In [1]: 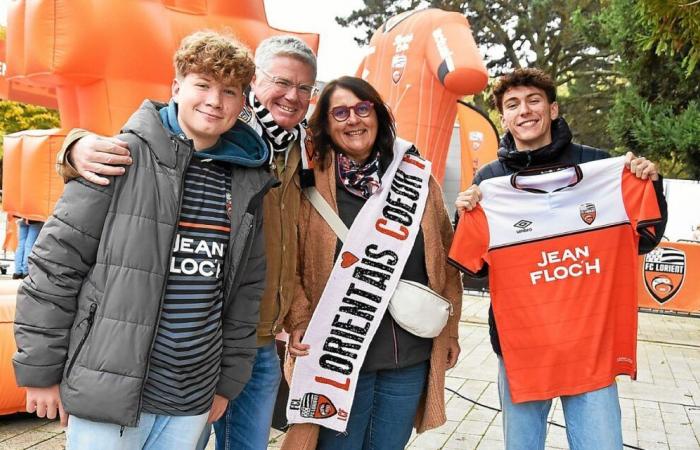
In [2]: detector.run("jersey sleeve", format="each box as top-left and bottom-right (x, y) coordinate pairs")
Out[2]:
(621, 169), (664, 237)
(448, 205), (490, 276)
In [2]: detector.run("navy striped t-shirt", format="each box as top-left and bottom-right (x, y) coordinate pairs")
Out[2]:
(142, 157), (232, 416)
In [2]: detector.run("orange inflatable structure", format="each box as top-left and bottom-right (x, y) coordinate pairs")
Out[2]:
(1, 1), (319, 416)
(2, 0), (319, 222)
(3, 129), (67, 221)
(0, 280), (25, 415)
(456, 100), (499, 190)
(5, 0), (319, 135)
(357, 8), (488, 182)
(0, 38), (59, 110)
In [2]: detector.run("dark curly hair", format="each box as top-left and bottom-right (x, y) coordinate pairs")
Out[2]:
(309, 76), (396, 169)
(491, 68), (557, 113)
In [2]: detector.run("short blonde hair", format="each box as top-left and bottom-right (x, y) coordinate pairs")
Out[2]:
(174, 30), (255, 88)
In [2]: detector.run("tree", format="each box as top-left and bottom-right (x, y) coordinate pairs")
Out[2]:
(337, 0), (619, 149)
(637, 0), (700, 75)
(597, 0), (700, 179)
(0, 100), (60, 159)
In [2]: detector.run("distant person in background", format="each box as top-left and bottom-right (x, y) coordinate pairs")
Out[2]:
(13, 217), (43, 280)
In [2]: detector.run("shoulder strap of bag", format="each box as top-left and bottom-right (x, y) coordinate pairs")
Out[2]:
(303, 187), (348, 242)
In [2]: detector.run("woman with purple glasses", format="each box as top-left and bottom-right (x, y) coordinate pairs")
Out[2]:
(282, 76), (462, 450)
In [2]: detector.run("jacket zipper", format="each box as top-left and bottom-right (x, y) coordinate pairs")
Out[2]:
(224, 177), (278, 313)
(271, 146), (299, 334)
(271, 177), (287, 334)
(134, 136), (192, 426)
(65, 303), (97, 378)
(391, 319), (399, 368)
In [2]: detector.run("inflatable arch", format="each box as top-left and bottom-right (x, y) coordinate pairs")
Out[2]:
(357, 8), (489, 182)
(2, 0), (319, 221)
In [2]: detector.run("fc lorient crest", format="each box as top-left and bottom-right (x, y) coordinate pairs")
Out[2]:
(289, 393), (338, 419)
(643, 246), (686, 304)
(579, 203), (596, 225)
(391, 54), (407, 84)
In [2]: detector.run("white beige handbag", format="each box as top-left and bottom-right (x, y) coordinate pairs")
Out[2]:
(304, 187), (453, 338)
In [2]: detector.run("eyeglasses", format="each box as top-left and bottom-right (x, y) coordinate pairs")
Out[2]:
(257, 66), (317, 99)
(330, 101), (374, 122)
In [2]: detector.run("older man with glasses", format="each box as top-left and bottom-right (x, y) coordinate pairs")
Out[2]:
(56, 35), (318, 450)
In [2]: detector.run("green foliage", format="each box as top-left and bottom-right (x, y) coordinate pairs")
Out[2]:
(598, 0), (700, 179)
(637, 0), (700, 76)
(0, 100), (60, 159)
(608, 91), (700, 178)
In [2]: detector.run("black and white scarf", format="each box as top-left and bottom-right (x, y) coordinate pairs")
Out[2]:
(336, 150), (382, 199)
(248, 91), (299, 154)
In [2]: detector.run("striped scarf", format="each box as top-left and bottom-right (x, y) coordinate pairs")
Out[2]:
(248, 90), (299, 153)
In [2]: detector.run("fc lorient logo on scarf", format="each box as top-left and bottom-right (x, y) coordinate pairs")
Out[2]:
(287, 142), (431, 432)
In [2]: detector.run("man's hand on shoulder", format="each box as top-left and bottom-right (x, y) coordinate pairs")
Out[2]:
(70, 134), (132, 186)
(26, 385), (68, 427)
(624, 151), (659, 181)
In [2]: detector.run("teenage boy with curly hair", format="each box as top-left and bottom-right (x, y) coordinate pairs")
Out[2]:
(13, 30), (275, 449)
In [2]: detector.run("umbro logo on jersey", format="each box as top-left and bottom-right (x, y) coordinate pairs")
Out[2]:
(643, 246), (686, 304)
(513, 220), (533, 233)
(579, 203), (597, 225)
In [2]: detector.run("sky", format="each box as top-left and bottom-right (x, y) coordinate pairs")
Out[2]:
(0, 0), (368, 82)
(264, 0), (367, 81)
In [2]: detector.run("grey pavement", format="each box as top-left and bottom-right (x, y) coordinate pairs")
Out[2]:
(1, 294), (699, 449)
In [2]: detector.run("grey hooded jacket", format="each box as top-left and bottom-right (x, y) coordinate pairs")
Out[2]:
(13, 100), (277, 426)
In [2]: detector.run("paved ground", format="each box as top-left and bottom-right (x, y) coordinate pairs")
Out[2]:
(2, 294), (699, 450)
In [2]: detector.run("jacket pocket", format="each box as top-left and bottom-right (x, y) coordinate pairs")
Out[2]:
(65, 302), (97, 378)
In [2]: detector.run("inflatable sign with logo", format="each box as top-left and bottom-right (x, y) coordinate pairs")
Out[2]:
(357, 8), (488, 182)
(638, 242), (700, 314)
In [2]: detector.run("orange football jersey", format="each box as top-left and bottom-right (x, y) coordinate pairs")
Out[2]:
(356, 8), (487, 181)
(449, 157), (663, 402)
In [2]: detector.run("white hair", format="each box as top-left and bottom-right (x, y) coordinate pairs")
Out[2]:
(255, 35), (317, 80)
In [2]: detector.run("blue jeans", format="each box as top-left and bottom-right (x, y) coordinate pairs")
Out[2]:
(198, 342), (282, 450)
(66, 411), (208, 450)
(15, 220), (42, 275)
(498, 358), (623, 450)
(317, 361), (429, 450)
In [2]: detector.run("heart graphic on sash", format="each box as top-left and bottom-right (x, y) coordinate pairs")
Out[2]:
(340, 252), (359, 268)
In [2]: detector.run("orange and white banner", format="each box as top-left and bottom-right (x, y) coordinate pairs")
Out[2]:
(456, 101), (499, 190)
(638, 241), (700, 314)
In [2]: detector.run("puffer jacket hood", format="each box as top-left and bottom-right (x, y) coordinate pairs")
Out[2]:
(156, 99), (270, 167)
(496, 117), (573, 171)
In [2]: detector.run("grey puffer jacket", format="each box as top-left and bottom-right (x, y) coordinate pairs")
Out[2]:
(13, 100), (277, 427)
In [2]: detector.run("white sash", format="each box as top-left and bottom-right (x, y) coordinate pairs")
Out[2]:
(286, 139), (432, 432)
